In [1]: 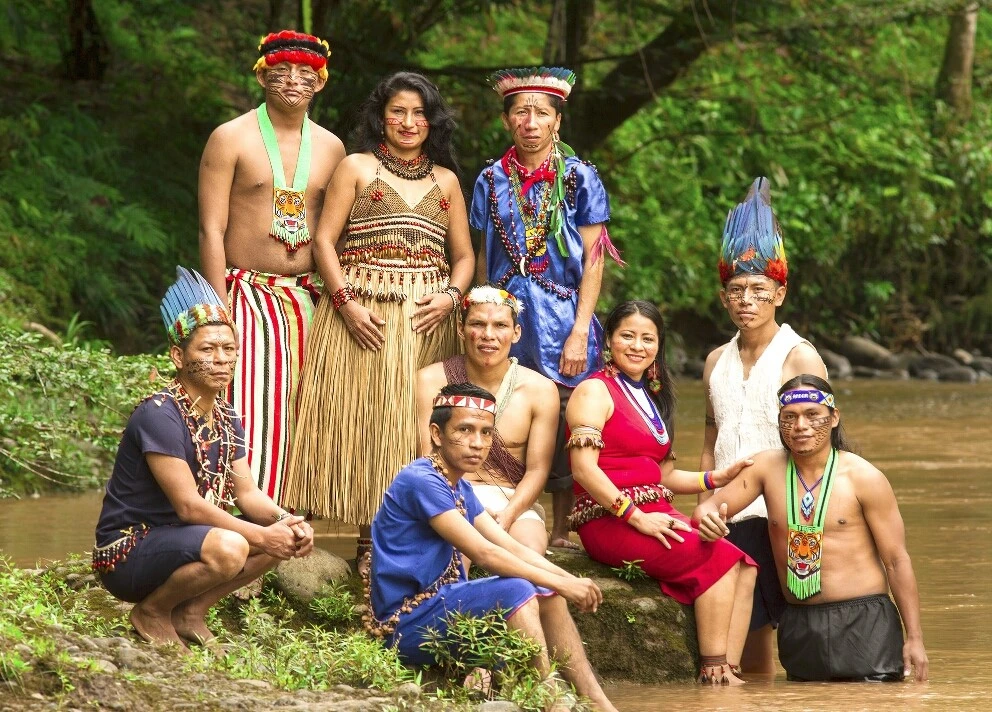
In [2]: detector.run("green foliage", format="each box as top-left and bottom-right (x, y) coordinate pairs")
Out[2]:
(0, 327), (170, 495)
(309, 582), (358, 626)
(610, 559), (648, 582)
(184, 595), (416, 692)
(421, 609), (568, 711)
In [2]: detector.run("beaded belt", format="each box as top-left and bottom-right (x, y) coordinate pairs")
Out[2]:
(568, 484), (675, 530)
(91, 524), (150, 574)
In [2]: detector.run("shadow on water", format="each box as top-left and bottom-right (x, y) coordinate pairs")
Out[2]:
(2, 380), (990, 710)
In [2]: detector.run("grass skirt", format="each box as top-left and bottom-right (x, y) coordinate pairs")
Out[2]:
(283, 263), (458, 523)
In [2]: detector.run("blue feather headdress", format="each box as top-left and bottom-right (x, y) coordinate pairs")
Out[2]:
(488, 66), (576, 100)
(160, 267), (234, 345)
(718, 177), (788, 285)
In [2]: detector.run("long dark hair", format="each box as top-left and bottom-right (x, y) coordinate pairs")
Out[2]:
(777, 374), (856, 453)
(604, 300), (677, 439)
(350, 72), (459, 175)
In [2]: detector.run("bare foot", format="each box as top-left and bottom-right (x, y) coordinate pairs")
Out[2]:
(698, 663), (746, 686)
(549, 537), (581, 551)
(172, 605), (215, 646)
(130, 604), (189, 652)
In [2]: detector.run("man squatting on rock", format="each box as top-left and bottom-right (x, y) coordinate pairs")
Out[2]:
(417, 285), (560, 555)
(93, 267), (314, 650)
(693, 375), (929, 682)
(366, 382), (619, 712)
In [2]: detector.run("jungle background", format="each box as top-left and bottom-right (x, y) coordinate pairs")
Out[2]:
(0, 0), (989, 493)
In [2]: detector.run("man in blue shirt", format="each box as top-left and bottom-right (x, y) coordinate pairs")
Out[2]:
(366, 382), (618, 711)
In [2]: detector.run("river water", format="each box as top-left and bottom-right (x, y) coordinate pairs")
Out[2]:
(1, 380), (989, 711)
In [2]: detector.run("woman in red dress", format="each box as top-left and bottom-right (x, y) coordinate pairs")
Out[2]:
(567, 300), (757, 685)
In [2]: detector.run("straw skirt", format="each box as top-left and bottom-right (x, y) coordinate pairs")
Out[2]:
(283, 263), (458, 524)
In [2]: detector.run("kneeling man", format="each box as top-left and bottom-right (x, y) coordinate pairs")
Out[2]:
(693, 374), (928, 682)
(366, 382), (617, 712)
(416, 285), (559, 553)
(93, 267), (314, 649)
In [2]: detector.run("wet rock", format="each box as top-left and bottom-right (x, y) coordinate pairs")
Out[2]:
(917, 369), (940, 381)
(113, 647), (156, 670)
(873, 368), (910, 380)
(978, 370), (992, 382)
(852, 366), (881, 378)
(971, 356), (992, 375)
(274, 549), (351, 603)
(394, 681), (421, 699)
(938, 366), (977, 383)
(819, 348), (852, 379)
(682, 358), (705, 380)
(632, 597), (659, 613)
(906, 353), (958, 377)
(953, 348), (974, 365)
(479, 703), (523, 712)
(837, 336), (897, 370)
(237, 679), (272, 690)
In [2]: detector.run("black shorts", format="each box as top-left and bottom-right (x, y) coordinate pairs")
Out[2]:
(726, 517), (786, 630)
(547, 384), (574, 493)
(99, 524), (212, 603)
(778, 593), (905, 682)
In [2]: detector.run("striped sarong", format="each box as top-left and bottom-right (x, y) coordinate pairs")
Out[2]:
(226, 268), (321, 502)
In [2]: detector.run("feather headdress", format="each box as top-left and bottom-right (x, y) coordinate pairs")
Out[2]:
(253, 30), (331, 81)
(718, 177), (788, 285)
(160, 267), (234, 346)
(488, 66), (576, 100)
(461, 285), (524, 316)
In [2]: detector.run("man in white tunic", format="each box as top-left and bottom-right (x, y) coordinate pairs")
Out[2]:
(699, 177), (827, 675)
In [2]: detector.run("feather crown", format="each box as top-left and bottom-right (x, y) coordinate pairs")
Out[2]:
(718, 177), (788, 285)
(488, 66), (576, 100)
(160, 267), (234, 346)
(253, 30), (331, 81)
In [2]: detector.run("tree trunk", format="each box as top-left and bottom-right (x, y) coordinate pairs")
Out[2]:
(64, 0), (109, 81)
(543, 0), (596, 151)
(935, 2), (979, 121)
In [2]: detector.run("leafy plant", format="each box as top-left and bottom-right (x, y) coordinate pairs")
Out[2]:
(611, 559), (648, 582)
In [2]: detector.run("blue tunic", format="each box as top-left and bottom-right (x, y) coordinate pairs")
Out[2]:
(371, 457), (552, 664)
(470, 154), (610, 388)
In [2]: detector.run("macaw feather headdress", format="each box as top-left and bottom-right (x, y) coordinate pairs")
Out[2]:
(718, 177), (788, 285)
(488, 66), (576, 100)
(253, 30), (331, 81)
(461, 285), (524, 316)
(160, 267), (234, 346)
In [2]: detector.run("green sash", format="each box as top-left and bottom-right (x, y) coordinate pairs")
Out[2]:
(256, 104), (313, 251)
(785, 448), (838, 600)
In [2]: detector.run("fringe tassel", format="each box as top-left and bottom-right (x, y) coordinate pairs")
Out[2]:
(269, 219), (312, 252)
(589, 225), (625, 266)
(787, 569), (821, 600)
(282, 266), (459, 524)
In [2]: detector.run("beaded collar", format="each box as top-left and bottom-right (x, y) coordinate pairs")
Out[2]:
(373, 142), (433, 181)
(614, 372), (669, 446)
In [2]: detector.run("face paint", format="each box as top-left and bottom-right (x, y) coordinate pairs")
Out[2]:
(779, 407), (834, 455)
(264, 64), (319, 108)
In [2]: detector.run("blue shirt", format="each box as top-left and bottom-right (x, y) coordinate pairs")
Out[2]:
(370, 458), (485, 619)
(470, 154), (610, 387)
(95, 392), (247, 547)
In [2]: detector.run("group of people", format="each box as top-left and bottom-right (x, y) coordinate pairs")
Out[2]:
(91, 28), (928, 710)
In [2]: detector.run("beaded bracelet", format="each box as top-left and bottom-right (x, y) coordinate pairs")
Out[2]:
(331, 285), (355, 310)
(610, 494), (634, 518)
(444, 288), (459, 313)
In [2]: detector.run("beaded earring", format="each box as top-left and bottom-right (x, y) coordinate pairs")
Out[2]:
(603, 347), (618, 378)
(647, 361), (662, 394)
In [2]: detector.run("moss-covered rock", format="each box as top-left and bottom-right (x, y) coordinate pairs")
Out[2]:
(544, 549), (698, 683)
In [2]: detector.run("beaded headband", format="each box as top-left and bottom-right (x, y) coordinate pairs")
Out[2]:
(718, 177), (788, 286)
(488, 66), (576, 100)
(253, 30), (331, 81)
(461, 285), (523, 316)
(160, 267), (234, 346)
(779, 389), (836, 409)
(432, 394), (498, 415)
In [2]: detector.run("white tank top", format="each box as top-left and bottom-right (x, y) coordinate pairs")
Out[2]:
(709, 324), (812, 522)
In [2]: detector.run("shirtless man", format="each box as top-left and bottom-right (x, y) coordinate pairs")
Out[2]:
(699, 177), (826, 674)
(693, 375), (928, 683)
(198, 30), (345, 501)
(416, 286), (559, 554)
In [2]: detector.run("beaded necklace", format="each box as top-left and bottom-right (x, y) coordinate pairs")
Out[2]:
(614, 372), (669, 446)
(360, 455), (467, 639)
(373, 142), (433, 181)
(166, 378), (240, 508)
(505, 149), (554, 275)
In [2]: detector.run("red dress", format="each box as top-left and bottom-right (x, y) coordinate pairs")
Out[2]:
(573, 371), (756, 605)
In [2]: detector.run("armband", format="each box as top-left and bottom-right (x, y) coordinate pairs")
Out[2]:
(566, 425), (604, 450)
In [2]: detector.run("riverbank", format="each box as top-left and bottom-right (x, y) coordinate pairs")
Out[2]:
(0, 549), (696, 711)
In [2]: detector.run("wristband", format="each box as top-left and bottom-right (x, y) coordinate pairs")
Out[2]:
(610, 494), (633, 518)
(274, 511), (292, 522)
(621, 504), (639, 522)
(704, 470), (715, 490)
(331, 285), (355, 310)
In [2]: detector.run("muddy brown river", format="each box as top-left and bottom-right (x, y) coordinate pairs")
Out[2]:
(2, 380), (989, 711)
